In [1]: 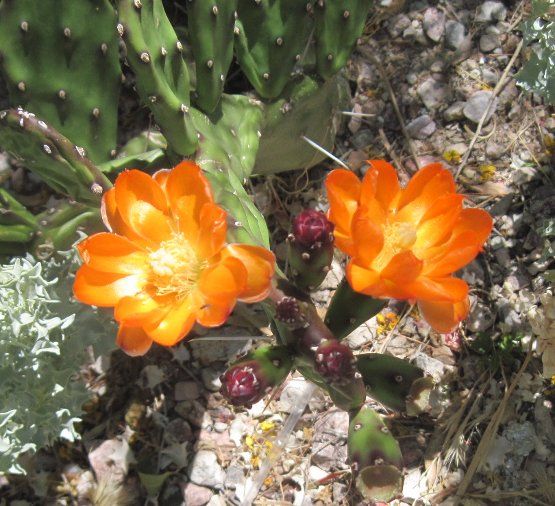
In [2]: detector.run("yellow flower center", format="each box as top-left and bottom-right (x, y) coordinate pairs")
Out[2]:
(373, 220), (417, 271)
(148, 233), (206, 299)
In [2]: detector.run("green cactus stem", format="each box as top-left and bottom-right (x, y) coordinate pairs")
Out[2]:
(234, 0), (316, 99)
(325, 278), (387, 339)
(0, 0), (121, 163)
(348, 407), (403, 502)
(356, 353), (434, 414)
(117, 0), (198, 157)
(0, 109), (112, 206)
(0, 188), (38, 230)
(220, 345), (293, 407)
(187, 0), (237, 113)
(314, 0), (372, 79)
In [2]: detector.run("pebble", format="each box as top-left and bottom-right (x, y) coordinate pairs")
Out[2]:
(388, 13), (411, 38)
(308, 465), (328, 482)
(88, 438), (133, 485)
(480, 33), (500, 52)
(417, 77), (447, 110)
(201, 367), (223, 392)
(475, 1), (507, 23)
(175, 381), (200, 401)
(423, 8), (445, 42)
(311, 411), (349, 471)
(188, 450), (225, 489)
(224, 465), (245, 490)
(467, 301), (495, 332)
(183, 483), (213, 506)
(278, 377), (311, 413)
(463, 90), (498, 124)
(445, 21), (466, 50)
(486, 142), (504, 160)
(444, 101), (466, 122)
(406, 115), (436, 139)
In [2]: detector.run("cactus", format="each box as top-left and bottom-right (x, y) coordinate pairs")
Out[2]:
(287, 209), (334, 291)
(314, 0), (372, 79)
(0, 0), (121, 163)
(220, 345), (293, 407)
(187, 0), (238, 113)
(357, 353), (434, 414)
(325, 278), (387, 339)
(234, 0), (315, 99)
(348, 407), (403, 502)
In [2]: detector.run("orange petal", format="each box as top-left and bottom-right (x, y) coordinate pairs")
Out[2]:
(77, 233), (147, 274)
(221, 244), (275, 303)
(101, 188), (148, 245)
(351, 210), (384, 265)
(153, 168), (171, 190)
(116, 325), (153, 356)
(423, 231), (484, 277)
(346, 261), (383, 297)
(195, 202), (228, 259)
(114, 293), (163, 325)
(166, 161), (213, 234)
(405, 276), (468, 302)
(453, 208), (493, 244)
(73, 265), (144, 307)
(325, 169), (361, 253)
(114, 170), (172, 244)
(197, 301), (234, 328)
(381, 251), (423, 284)
(396, 164), (456, 224)
(414, 194), (464, 251)
(143, 295), (197, 346)
(198, 256), (247, 306)
(366, 160), (400, 211)
(418, 297), (470, 333)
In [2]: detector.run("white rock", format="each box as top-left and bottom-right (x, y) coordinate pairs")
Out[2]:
(476, 1), (507, 23)
(188, 450), (225, 489)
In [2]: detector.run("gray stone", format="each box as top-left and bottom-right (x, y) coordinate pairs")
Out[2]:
(443, 101), (466, 122)
(311, 411), (349, 471)
(224, 465), (245, 490)
(183, 483), (213, 506)
(417, 77), (447, 110)
(188, 450), (225, 489)
(476, 2), (507, 23)
(482, 68), (499, 85)
(423, 8), (446, 42)
(388, 14), (411, 38)
(201, 366), (223, 392)
(175, 381), (200, 401)
(463, 90), (498, 124)
(467, 301), (495, 332)
(480, 33), (500, 52)
(486, 142), (504, 160)
(406, 115), (436, 139)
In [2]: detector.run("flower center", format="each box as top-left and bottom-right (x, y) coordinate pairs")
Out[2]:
(148, 233), (206, 299)
(373, 221), (417, 271)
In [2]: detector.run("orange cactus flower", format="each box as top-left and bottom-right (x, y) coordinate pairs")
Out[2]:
(326, 160), (493, 333)
(74, 162), (275, 356)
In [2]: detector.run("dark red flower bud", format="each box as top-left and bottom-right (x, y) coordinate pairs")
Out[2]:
(292, 209), (334, 248)
(220, 361), (266, 407)
(315, 339), (356, 383)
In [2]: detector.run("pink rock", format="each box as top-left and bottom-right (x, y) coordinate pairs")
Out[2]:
(182, 482), (213, 506)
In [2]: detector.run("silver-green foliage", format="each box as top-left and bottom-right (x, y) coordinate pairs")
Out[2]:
(518, 0), (555, 103)
(0, 251), (115, 474)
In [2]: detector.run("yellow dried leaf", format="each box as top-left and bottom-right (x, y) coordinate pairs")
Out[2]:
(443, 150), (462, 164)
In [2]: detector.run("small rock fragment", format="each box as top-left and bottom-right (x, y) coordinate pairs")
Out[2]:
(444, 101), (466, 122)
(463, 90), (498, 124)
(183, 482), (213, 506)
(423, 8), (446, 42)
(480, 33), (500, 52)
(445, 21), (466, 50)
(406, 115), (436, 139)
(175, 381), (200, 401)
(188, 450), (225, 489)
(476, 1), (507, 23)
(417, 77), (447, 110)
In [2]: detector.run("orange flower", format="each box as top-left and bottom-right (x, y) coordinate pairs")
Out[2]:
(326, 161), (493, 333)
(74, 162), (275, 356)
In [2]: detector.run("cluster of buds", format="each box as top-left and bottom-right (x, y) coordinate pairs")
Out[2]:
(287, 209), (335, 292)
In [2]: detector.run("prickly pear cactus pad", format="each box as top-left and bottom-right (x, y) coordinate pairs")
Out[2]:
(0, 0), (121, 163)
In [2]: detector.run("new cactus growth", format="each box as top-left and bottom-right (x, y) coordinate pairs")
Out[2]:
(287, 209), (334, 291)
(0, 0), (121, 163)
(314, 339), (356, 384)
(357, 353), (434, 414)
(348, 407), (404, 502)
(220, 345), (293, 407)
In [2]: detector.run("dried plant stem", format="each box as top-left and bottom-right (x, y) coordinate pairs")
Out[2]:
(455, 39), (524, 180)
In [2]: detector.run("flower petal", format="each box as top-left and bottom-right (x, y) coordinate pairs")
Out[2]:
(325, 169), (361, 255)
(423, 231), (484, 276)
(346, 261), (382, 296)
(197, 301), (235, 328)
(406, 276), (468, 302)
(396, 164), (456, 224)
(453, 208), (493, 244)
(221, 244), (275, 303)
(195, 202), (227, 259)
(143, 295), (197, 346)
(114, 293), (164, 325)
(198, 256), (247, 306)
(73, 265), (144, 307)
(351, 210), (384, 265)
(77, 233), (147, 274)
(418, 298), (470, 333)
(381, 251), (423, 284)
(101, 188), (148, 245)
(366, 160), (400, 211)
(116, 325), (153, 356)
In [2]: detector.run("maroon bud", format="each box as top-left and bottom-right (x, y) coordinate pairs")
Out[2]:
(315, 339), (356, 383)
(220, 362), (266, 407)
(292, 209), (334, 248)
(275, 296), (305, 326)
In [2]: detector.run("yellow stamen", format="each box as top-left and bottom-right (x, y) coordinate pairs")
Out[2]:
(373, 221), (417, 271)
(148, 233), (206, 299)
